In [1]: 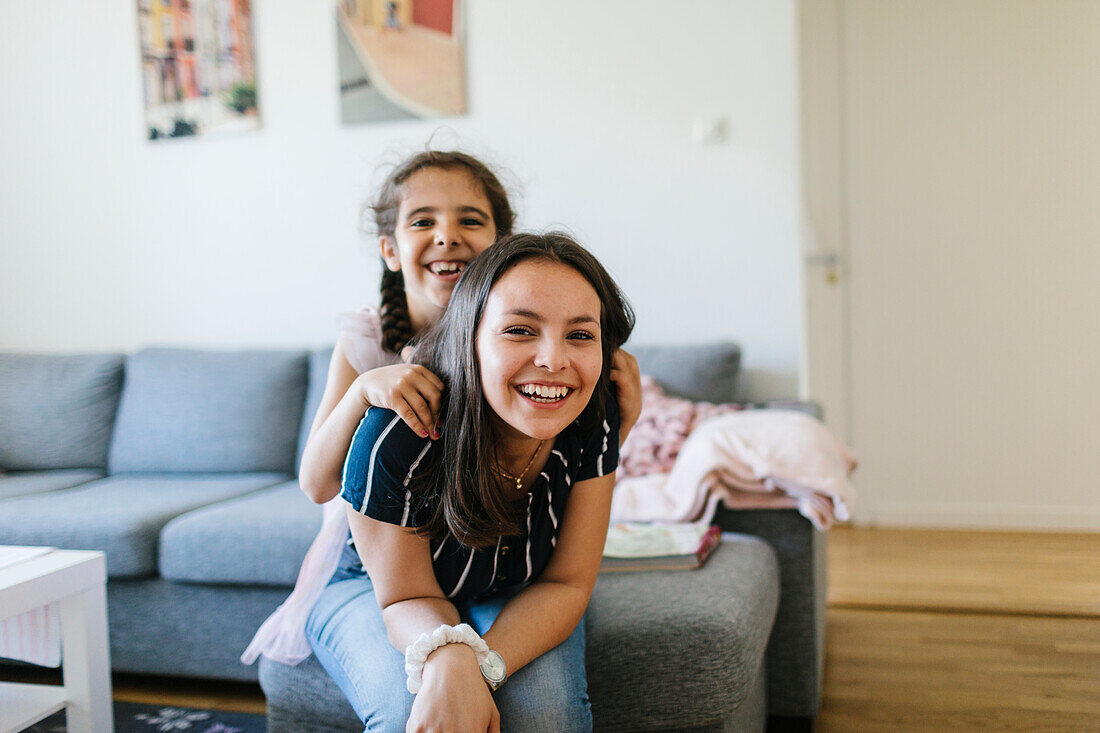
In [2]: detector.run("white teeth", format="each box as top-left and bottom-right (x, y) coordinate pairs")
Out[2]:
(429, 261), (464, 274)
(519, 384), (569, 401)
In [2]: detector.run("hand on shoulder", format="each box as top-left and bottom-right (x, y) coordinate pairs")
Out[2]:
(356, 364), (444, 439)
(610, 348), (641, 445)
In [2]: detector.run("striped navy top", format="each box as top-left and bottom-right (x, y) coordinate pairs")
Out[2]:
(340, 398), (620, 603)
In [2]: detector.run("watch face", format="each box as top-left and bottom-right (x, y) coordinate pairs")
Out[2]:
(480, 651), (506, 682)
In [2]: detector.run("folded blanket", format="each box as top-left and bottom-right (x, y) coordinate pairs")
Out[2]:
(612, 409), (856, 530)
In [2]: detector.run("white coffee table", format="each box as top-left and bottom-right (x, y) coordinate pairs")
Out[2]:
(0, 547), (113, 733)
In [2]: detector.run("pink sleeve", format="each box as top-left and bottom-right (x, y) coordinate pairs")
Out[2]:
(337, 306), (400, 374)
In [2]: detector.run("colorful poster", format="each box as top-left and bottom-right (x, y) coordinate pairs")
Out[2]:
(137, 0), (260, 140)
(337, 0), (467, 124)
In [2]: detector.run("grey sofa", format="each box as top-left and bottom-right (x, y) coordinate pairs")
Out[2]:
(0, 344), (825, 731)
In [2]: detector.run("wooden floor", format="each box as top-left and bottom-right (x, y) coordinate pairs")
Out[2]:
(817, 526), (1100, 732)
(10, 527), (1099, 729)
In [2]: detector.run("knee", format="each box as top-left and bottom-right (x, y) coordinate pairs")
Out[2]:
(496, 654), (591, 732)
(365, 696), (415, 733)
(498, 688), (591, 733)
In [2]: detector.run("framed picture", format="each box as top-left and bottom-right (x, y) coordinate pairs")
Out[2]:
(337, 0), (467, 124)
(137, 0), (260, 140)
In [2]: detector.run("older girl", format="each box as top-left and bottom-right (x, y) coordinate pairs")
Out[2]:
(310, 233), (634, 732)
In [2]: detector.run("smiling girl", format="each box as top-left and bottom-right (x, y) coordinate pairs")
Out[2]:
(310, 233), (635, 732)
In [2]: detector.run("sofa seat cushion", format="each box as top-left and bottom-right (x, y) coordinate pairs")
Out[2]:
(108, 348), (309, 474)
(586, 533), (779, 729)
(0, 473), (287, 578)
(260, 533), (779, 732)
(160, 481), (323, 586)
(0, 353), (124, 470)
(0, 469), (104, 500)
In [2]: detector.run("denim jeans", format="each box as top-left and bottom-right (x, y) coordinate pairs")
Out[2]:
(305, 543), (592, 733)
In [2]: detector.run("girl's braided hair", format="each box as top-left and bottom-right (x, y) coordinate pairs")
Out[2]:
(369, 151), (516, 353)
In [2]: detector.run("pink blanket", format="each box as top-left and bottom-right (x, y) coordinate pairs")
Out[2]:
(614, 381), (856, 530)
(618, 376), (743, 478)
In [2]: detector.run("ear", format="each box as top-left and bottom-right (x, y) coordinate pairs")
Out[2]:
(379, 235), (401, 272)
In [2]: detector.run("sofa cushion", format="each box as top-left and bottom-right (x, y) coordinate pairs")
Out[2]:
(295, 347), (335, 472)
(0, 473), (287, 578)
(260, 532), (779, 732)
(0, 469), (104, 500)
(586, 533), (779, 729)
(108, 348), (309, 474)
(0, 353), (124, 470)
(631, 342), (741, 403)
(160, 481), (323, 586)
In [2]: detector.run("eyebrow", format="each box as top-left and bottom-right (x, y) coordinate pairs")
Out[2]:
(404, 205), (491, 219)
(505, 309), (599, 326)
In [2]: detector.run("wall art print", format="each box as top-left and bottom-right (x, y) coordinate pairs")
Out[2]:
(337, 0), (466, 124)
(137, 0), (260, 141)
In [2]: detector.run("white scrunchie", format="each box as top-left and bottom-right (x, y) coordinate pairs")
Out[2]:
(404, 623), (490, 694)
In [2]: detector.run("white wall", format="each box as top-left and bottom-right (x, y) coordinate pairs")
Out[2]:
(0, 0), (801, 400)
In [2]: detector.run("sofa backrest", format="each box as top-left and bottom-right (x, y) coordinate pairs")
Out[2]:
(0, 353), (125, 470)
(290, 342), (742, 473)
(295, 347), (335, 472)
(631, 342), (741, 403)
(108, 348), (309, 474)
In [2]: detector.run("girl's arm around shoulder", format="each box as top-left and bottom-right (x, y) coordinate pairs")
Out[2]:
(611, 348), (642, 447)
(298, 338), (364, 503)
(298, 335), (443, 504)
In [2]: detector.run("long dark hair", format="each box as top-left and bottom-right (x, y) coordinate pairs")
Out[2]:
(368, 150), (516, 353)
(407, 232), (635, 549)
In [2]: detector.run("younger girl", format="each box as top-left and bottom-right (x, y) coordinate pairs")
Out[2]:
(242, 150), (515, 665)
(242, 150), (640, 667)
(312, 232), (634, 731)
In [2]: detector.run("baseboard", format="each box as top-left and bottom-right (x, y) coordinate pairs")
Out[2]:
(851, 502), (1100, 531)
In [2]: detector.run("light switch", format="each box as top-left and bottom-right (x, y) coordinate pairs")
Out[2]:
(691, 116), (729, 145)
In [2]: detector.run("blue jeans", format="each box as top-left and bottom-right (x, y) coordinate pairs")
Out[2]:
(306, 544), (592, 733)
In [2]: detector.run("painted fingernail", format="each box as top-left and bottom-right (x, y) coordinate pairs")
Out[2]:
(419, 429), (429, 438)
(432, 429), (440, 439)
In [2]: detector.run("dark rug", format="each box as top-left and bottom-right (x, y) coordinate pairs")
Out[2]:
(24, 700), (265, 733)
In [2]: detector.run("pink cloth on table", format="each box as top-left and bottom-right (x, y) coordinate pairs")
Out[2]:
(241, 306), (400, 666)
(612, 409), (856, 531)
(0, 602), (61, 667)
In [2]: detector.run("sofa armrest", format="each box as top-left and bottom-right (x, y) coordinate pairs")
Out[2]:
(740, 399), (823, 421)
(714, 507), (826, 720)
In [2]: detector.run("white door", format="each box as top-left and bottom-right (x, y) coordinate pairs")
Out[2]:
(801, 0), (1100, 529)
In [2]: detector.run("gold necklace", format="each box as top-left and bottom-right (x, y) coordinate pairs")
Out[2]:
(496, 440), (545, 492)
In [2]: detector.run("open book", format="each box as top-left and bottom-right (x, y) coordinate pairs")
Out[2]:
(600, 522), (721, 572)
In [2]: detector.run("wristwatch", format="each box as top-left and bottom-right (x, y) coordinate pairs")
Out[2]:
(479, 650), (508, 691)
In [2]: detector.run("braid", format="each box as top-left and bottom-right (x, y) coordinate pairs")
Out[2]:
(379, 264), (414, 353)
